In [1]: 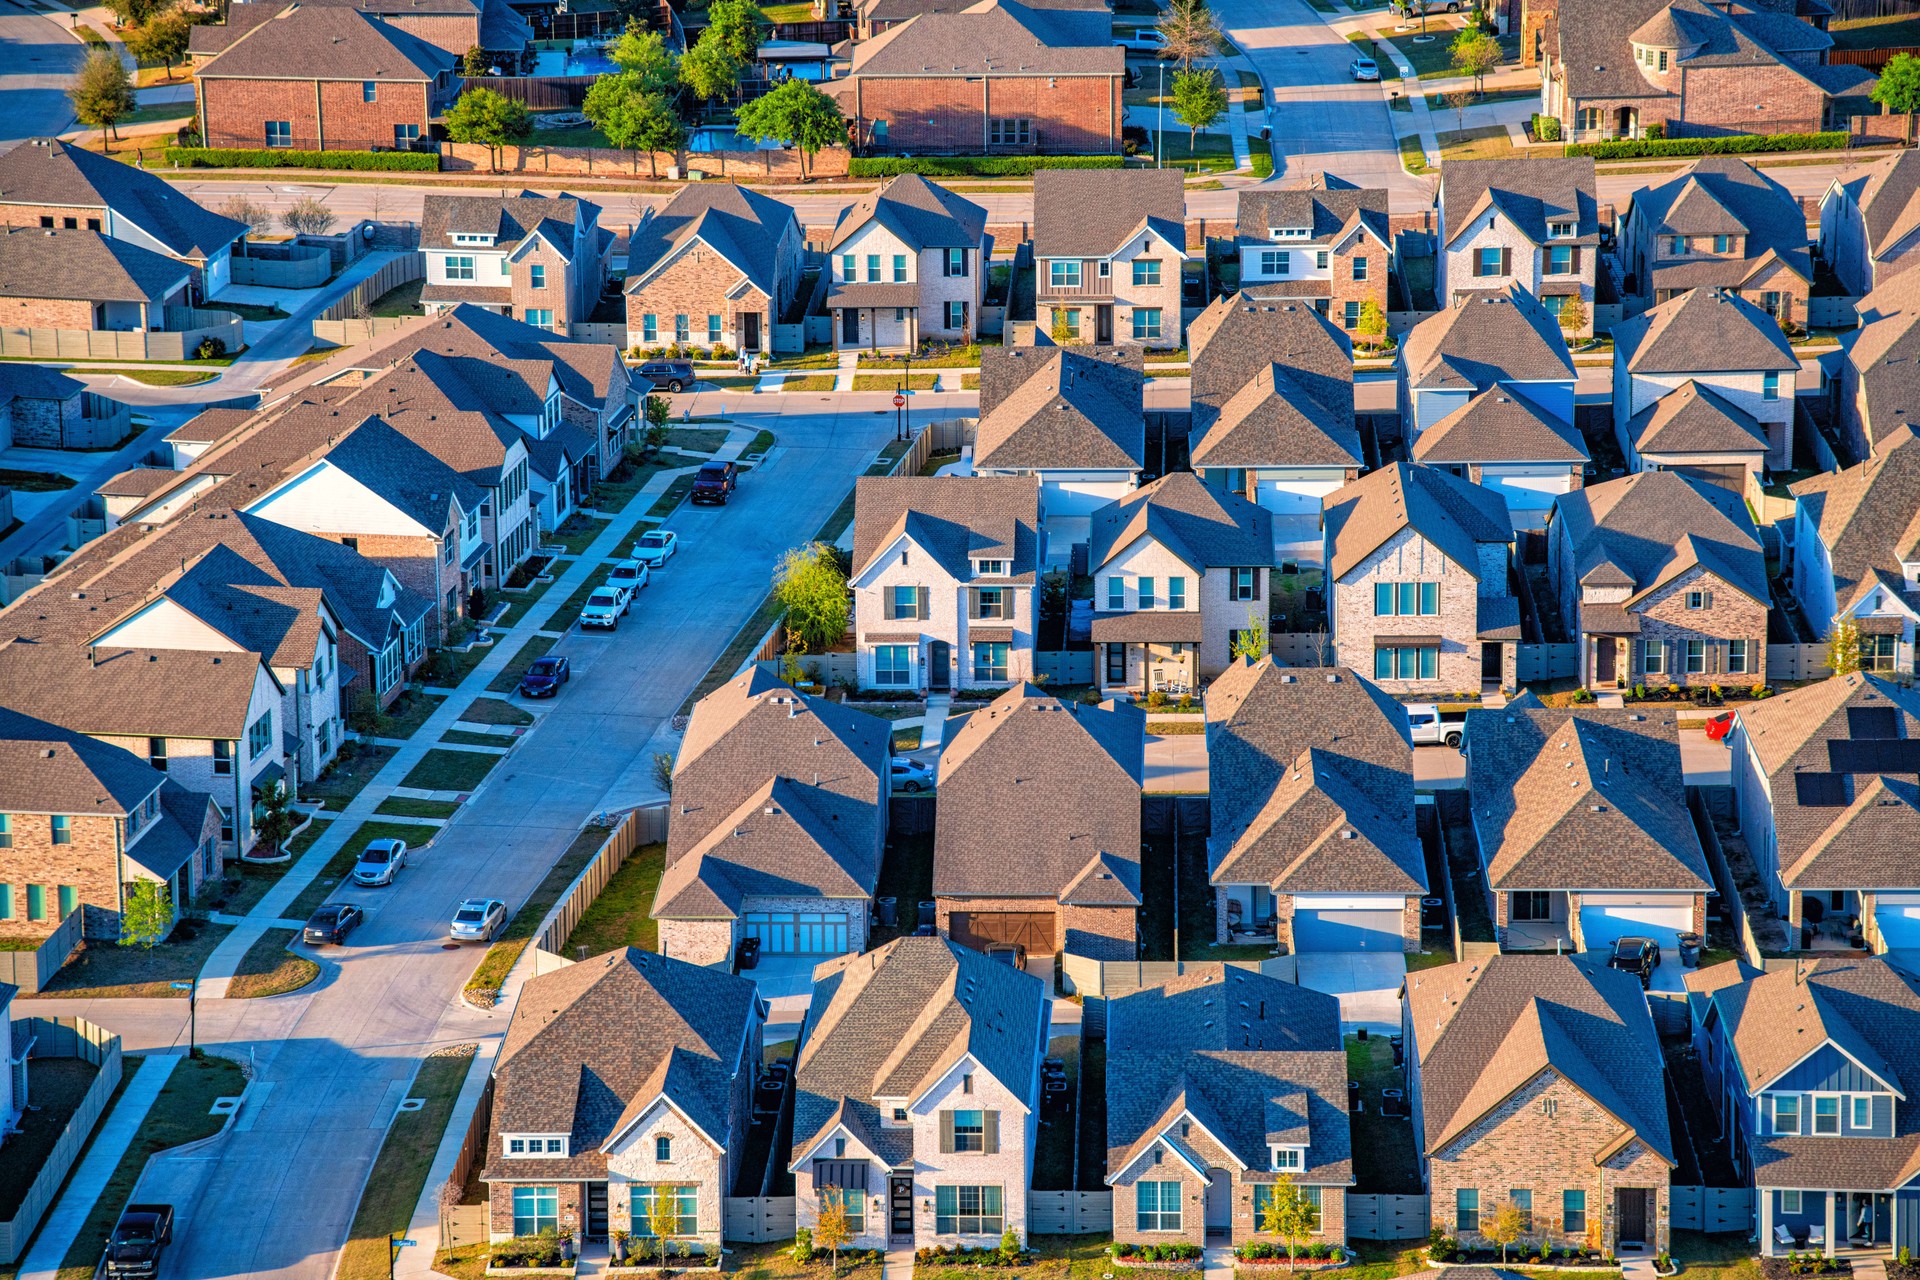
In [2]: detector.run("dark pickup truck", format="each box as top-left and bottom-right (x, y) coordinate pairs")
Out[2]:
(102, 1204), (172, 1278)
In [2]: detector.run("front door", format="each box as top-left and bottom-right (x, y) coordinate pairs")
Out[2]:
(1095, 304), (1113, 343)
(743, 311), (762, 352)
(929, 640), (951, 691)
(1616, 1188), (1648, 1249)
(891, 1177), (914, 1239)
(1205, 1171), (1232, 1235)
(586, 1182), (608, 1240)
(1595, 637), (1616, 685)
(842, 306), (860, 345)
(1482, 642), (1502, 679)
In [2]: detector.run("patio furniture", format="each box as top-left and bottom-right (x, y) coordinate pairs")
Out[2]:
(1773, 1226), (1796, 1248)
(1806, 1226), (1826, 1249)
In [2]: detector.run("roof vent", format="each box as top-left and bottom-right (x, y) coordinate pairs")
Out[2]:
(42, 748), (55, 759)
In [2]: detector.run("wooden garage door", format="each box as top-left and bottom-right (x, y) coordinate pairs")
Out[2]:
(1665, 463), (1745, 493)
(949, 911), (1057, 953)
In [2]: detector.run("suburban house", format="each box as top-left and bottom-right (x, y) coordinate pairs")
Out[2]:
(1087, 472), (1273, 693)
(480, 948), (765, 1250)
(849, 476), (1043, 693)
(1323, 462), (1520, 693)
(1187, 292), (1356, 565)
(0, 364), (127, 452)
(419, 193), (614, 331)
(1204, 658), (1425, 953)
(829, 0), (1125, 157)
(1434, 158), (1599, 333)
(1788, 424), (1920, 665)
(0, 707), (223, 943)
(788, 936), (1050, 1249)
(624, 185), (805, 357)
(1536, 0), (1867, 144)
(1726, 672), (1920, 949)
(826, 174), (991, 352)
(972, 345), (1144, 554)
(656, 668), (890, 967)
(1619, 158), (1814, 326)
(1397, 288), (1584, 527)
(190, 0), (529, 64)
(1549, 470), (1770, 689)
(1405, 954), (1675, 1255)
(933, 684), (1145, 963)
(0, 228), (194, 332)
(1610, 287), (1799, 476)
(1032, 169), (1188, 347)
(1686, 956), (1920, 1255)
(0, 138), (247, 300)
(1834, 269), (1920, 474)
(1106, 967), (1353, 1247)
(1820, 149), (1920, 298)
(1466, 700), (1711, 953)
(192, 2), (458, 152)
(1231, 176), (1391, 331)
(845, 0), (1112, 40)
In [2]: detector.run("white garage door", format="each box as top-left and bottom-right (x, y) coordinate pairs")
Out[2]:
(1293, 895), (1405, 952)
(1876, 895), (1920, 949)
(1579, 897), (1693, 956)
(1480, 466), (1571, 517)
(743, 911), (849, 953)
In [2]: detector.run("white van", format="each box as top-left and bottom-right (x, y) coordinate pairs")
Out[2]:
(1406, 704), (1468, 748)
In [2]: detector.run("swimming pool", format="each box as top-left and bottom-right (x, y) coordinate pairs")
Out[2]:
(529, 45), (617, 75)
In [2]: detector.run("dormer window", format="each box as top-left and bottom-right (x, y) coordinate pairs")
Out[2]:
(975, 560), (1007, 577)
(505, 1135), (567, 1157)
(1268, 226), (1310, 240)
(452, 233), (495, 246)
(1549, 221), (1575, 238)
(1270, 1146), (1304, 1171)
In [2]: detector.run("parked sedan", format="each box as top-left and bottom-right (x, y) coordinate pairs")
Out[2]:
(1350, 54), (1381, 81)
(608, 558), (651, 597)
(518, 654), (570, 698)
(579, 586), (628, 629)
(633, 529), (678, 567)
(351, 837), (408, 887)
(303, 903), (363, 945)
(890, 758), (935, 793)
(450, 898), (508, 942)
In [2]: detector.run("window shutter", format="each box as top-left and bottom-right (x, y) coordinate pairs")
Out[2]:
(918, 589), (931, 621)
(1703, 590), (1713, 610)
(1253, 568), (1263, 597)
(1572, 246), (1583, 273)
(1500, 247), (1512, 276)
(939, 1110), (955, 1154)
(984, 1111), (1000, 1155)
(884, 592), (897, 621)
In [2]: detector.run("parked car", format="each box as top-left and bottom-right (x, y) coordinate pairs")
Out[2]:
(303, 903), (363, 945)
(450, 897), (508, 942)
(890, 758), (935, 792)
(634, 529), (678, 567)
(351, 837), (408, 887)
(579, 586), (628, 629)
(691, 460), (738, 505)
(637, 359), (695, 393)
(1114, 28), (1168, 53)
(102, 1204), (173, 1279)
(986, 942), (1027, 969)
(1705, 711), (1736, 741)
(1406, 703), (1467, 747)
(1607, 936), (1661, 988)
(518, 654), (570, 698)
(608, 558), (651, 598)
(1350, 54), (1380, 81)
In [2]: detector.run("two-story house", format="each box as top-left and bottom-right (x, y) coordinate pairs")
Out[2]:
(1789, 424), (1920, 666)
(1467, 700), (1711, 954)
(656, 668), (890, 966)
(1404, 954), (1675, 1256)
(850, 476), (1043, 693)
(789, 936), (1050, 1249)
(1435, 158), (1600, 334)
(1033, 169), (1188, 348)
(1550, 470), (1770, 689)
(1087, 473), (1272, 694)
(934, 684), (1145, 962)
(1204, 658), (1425, 952)
(1686, 957), (1920, 1257)
(625, 185), (804, 356)
(1232, 175), (1391, 332)
(0, 707), (223, 943)
(420, 193), (614, 332)
(826, 174), (991, 351)
(191, 0), (529, 67)
(1620, 158), (1814, 327)
(1820, 149), (1920, 298)
(481, 948), (765, 1251)
(1323, 462), (1519, 693)
(1106, 967), (1353, 1247)
(1838, 272), (1920, 462)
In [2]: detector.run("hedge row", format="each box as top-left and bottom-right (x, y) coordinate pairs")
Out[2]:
(1563, 131), (1848, 159)
(848, 154), (1125, 177)
(163, 147), (441, 171)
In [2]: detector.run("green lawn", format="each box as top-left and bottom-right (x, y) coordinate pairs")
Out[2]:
(375, 796), (462, 819)
(304, 742), (398, 811)
(859, 344), (983, 370)
(0, 468), (75, 491)
(465, 822), (614, 996)
(1438, 124), (1517, 161)
(439, 729), (506, 747)
(1347, 1033), (1422, 1193)
(852, 374), (939, 391)
(226, 928), (319, 999)
(664, 426), (731, 452)
(593, 455), (683, 514)
(368, 278), (424, 317)
(1399, 131), (1431, 174)
(337, 1047), (477, 1280)
(64, 367), (215, 386)
(286, 822), (429, 919)
(1668, 1231), (1760, 1280)
(459, 697), (533, 727)
(35, 921), (234, 1000)
(560, 842), (666, 955)
(1374, 19), (1472, 77)
(397, 748), (501, 794)
(347, 689), (445, 740)
(549, 512), (610, 555)
(646, 474), (697, 517)
(1831, 12), (1920, 47)
(117, 100), (194, 126)
(487, 634), (559, 692)
(760, 0), (815, 17)
(201, 853), (296, 917)
(0, 1058), (99, 1223)
(495, 573), (559, 626)
(1140, 129), (1236, 173)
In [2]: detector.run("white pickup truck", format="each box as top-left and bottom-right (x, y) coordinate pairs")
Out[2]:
(1406, 704), (1468, 748)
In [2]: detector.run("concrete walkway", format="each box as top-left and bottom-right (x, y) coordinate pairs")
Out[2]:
(1203, 1243), (1236, 1280)
(17, 1053), (184, 1280)
(884, 1247), (917, 1280)
(834, 349), (860, 392)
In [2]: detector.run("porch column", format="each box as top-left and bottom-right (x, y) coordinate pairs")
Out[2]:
(1825, 1190), (1836, 1258)
(1760, 1188), (1774, 1257)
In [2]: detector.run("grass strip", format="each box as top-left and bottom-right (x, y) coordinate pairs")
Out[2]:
(560, 843), (665, 956)
(439, 729), (507, 748)
(225, 928), (320, 999)
(397, 748), (500, 794)
(335, 1046), (477, 1280)
(486, 634), (558, 694)
(465, 822), (613, 996)
(375, 796), (462, 819)
(63, 367), (215, 386)
(458, 697), (533, 726)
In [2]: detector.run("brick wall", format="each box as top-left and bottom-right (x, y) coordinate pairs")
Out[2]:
(1673, 64), (1826, 137)
(0, 205), (104, 232)
(0, 811), (123, 943)
(1329, 239), (1390, 327)
(199, 77), (431, 151)
(9, 394), (81, 449)
(5, 297), (97, 328)
(847, 75), (1120, 154)
(1061, 903), (1137, 960)
(1332, 527), (1494, 694)
(1630, 567), (1768, 688)
(489, 1179), (585, 1241)
(380, 13), (477, 54)
(603, 1115), (727, 1246)
(1111, 1125), (1349, 1247)
(511, 236), (574, 327)
(626, 248), (773, 352)
(344, 532), (456, 641)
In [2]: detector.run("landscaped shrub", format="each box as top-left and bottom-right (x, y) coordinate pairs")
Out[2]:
(1531, 112), (1562, 141)
(849, 155), (1125, 177)
(490, 1234), (564, 1268)
(1563, 131), (1846, 159)
(164, 146), (441, 171)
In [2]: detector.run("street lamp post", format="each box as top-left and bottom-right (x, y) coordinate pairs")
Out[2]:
(1156, 59), (1165, 168)
(169, 978), (197, 1057)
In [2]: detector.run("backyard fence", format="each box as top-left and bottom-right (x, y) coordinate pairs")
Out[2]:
(0, 908), (83, 994)
(723, 1197), (797, 1242)
(529, 803), (669, 973)
(1765, 643), (1827, 681)
(0, 308), (242, 362)
(1345, 1194), (1430, 1241)
(438, 1076), (496, 1249)
(460, 75), (599, 110)
(1517, 643), (1579, 683)
(310, 253), (425, 344)
(1670, 1186), (1754, 1234)
(230, 241), (332, 289)
(440, 141), (850, 181)
(1028, 1191), (1114, 1235)
(0, 1017), (123, 1265)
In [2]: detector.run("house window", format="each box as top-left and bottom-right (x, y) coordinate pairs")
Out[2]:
(700, 314), (719, 345)
(1763, 372), (1781, 401)
(1510, 1190), (1532, 1232)
(1270, 1148), (1302, 1171)
(1783, 1190), (1804, 1214)
(1456, 1189), (1479, 1233)
(25, 884), (45, 922)
(946, 300), (968, 330)
(1136, 1182), (1182, 1233)
(867, 254), (882, 282)
(1774, 1095), (1801, 1135)
(57, 885), (77, 919)
(971, 642), (1009, 682)
(888, 585), (924, 619)
(1374, 582), (1438, 615)
(1762, 291), (1783, 318)
(446, 256), (475, 281)
(1576, 108), (1602, 132)
(1814, 1096), (1841, 1134)
(1643, 640), (1665, 676)
(1714, 235), (1733, 253)
(394, 123), (421, 148)
(1138, 577), (1156, 609)
(893, 254), (908, 282)
(0, 814), (9, 848)
(248, 712), (273, 758)
(1670, 236), (1687, 255)
(529, 264), (546, 289)
(148, 738), (167, 771)
(1098, 261), (1111, 279)
(988, 118), (1031, 146)
(951, 1109), (986, 1152)
(1260, 250), (1290, 276)
(675, 315), (690, 343)
(1686, 640), (1706, 674)
(976, 560), (1007, 577)
(842, 253), (856, 281)
(265, 120), (292, 147)
(1104, 576), (1127, 610)
(1352, 255), (1369, 281)
(656, 1135), (672, 1161)
(1049, 260), (1082, 289)
(937, 1185), (1003, 1235)
(1376, 646), (1439, 681)
(1057, 308), (1080, 336)
(1232, 567), (1258, 602)
(1864, 633), (1898, 671)
(821, 1183), (865, 1235)
(894, 1107), (909, 1122)
(0, 884), (10, 919)
(1512, 891), (1552, 921)
(875, 645), (913, 687)
(51, 815), (71, 846)
(1132, 308), (1163, 341)
(1167, 577), (1186, 609)
(946, 248), (968, 277)
(1133, 260), (1161, 287)
(1343, 301), (1361, 330)
(1728, 639), (1749, 674)
(525, 309), (554, 328)
(642, 314), (658, 343)
(1686, 591), (1706, 610)
(1563, 1191), (1586, 1233)
(1546, 245), (1574, 274)
(974, 588), (1006, 619)
(1852, 1096), (1873, 1129)
(362, 80), (378, 102)
(1475, 247), (1503, 277)
(632, 1186), (698, 1236)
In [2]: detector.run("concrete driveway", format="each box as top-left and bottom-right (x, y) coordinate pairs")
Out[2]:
(1145, 731), (1208, 793)
(1295, 952), (1406, 1032)
(742, 954), (825, 1001)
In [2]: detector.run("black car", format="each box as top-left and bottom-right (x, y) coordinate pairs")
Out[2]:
(518, 654), (571, 698)
(1607, 936), (1661, 987)
(304, 903), (363, 945)
(691, 460), (738, 505)
(637, 359), (695, 393)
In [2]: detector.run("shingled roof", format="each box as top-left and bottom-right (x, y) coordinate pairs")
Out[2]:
(829, 173), (988, 252)
(626, 185), (796, 306)
(1791, 424), (1920, 615)
(1441, 158), (1598, 249)
(1546, 0), (1854, 108)
(1627, 381), (1772, 457)
(1323, 462), (1512, 582)
(194, 0), (454, 79)
(420, 193), (598, 258)
(1554, 470), (1768, 608)
(1613, 287), (1799, 376)
(1629, 158), (1814, 293)
(0, 139), (245, 263)
(1187, 291), (1353, 420)
(1412, 386), (1588, 466)
(1841, 149), (1920, 264)
(1033, 168), (1184, 261)
(841, 0), (1122, 79)
(1191, 360), (1363, 470)
(1401, 286), (1575, 392)
(0, 705), (165, 817)
(1234, 175), (1389, 250)
(851, 475), (1041, 584)
(0, 227), (190, 305)
(1088, 472), (1272, 573)
(974, 346), (1144, 471)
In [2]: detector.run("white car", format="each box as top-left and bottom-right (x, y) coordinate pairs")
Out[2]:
(1350, 54), (1381, 81)
(1113, 28), (1167, 53)
(450, 898), (508, 942)
(351, 837), (408, 886)
(579, 586), (628, 629)
(607, 558), (650, 599)
(633, 529), (678, 568)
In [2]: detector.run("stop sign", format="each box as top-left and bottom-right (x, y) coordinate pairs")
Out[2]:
(893, 392), (907, 407)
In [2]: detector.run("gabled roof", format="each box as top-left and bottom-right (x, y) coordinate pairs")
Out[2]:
(829, 173), (988, 252)
(934, 684), (1144, 903)
(1087, 472), (1273, 573)
(626, 184), (796, 304)
(1033, 168), (1185, 261)
(974, 346), (1144, 471)
(1627, 380), (1772, 456)
(842, 0), (1122, 78)
(1553, 470), (1768, 607)
(1412, 385), (1589, 466)
(1234, 176), (1390, 249)
(794, 937), (1048, 1170)
(1441, 157), (1599, 248)
(314, 416), (487, 532)
(1323, 461), (1513, 581)
(142, 544), (328, 670)
(0, 705), (164, 816)
(127, 780), (219, 881)
(1627, 157), (1813, 286)
(1612, 287), (1800, 375)
(1401, 286), (1575, 391)
(1188, 291), (1354, 433)
(195, 1), (454, 79)
(1547, 0), (1847, 106)
(420, 193), (597, 258)
(0, 139), (246, 262)
(1210, 745), (1426, 896)
(652, 777), (878, 919)
(1791, 423), (1920, 615)
(851, 476), (1041, 583)
(1191, 361), (1364, 470)
(0, 640), (269, 741)
(1850, 149), (1920, 261)
(0, 227), (190, 304)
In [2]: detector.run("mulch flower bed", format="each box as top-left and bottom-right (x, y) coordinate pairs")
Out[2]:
(1759, 1257), (1852, 1280)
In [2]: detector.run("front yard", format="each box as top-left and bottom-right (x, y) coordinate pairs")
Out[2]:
(226, 928), (320, 999)
(304, 742), (399, 810)
(34, 920), (235, 1000)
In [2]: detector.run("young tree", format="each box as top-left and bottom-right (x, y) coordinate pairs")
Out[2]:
(1170, 66), (1226, 148)
(706, 0), (769, 63)
(773, 541), (850, 653)
(126, 11), (191, 77)
(733, 79), (846, 180)
(281, 196), (336, 236)
(585, 75), (685, 178)
(1444, 86), (1475, 133)
(1449, 24), (1500, 91)
(1485, 1199), (1526, 1264)
(651, 750), (676, 792)
(1873, 52), (1920, 126)
(1050, 307), (1077, 343)
(69, 49), (135, 152)
(462, 43), (489, 76)
(679, 35), (743, 102)
(216, 195), (272, 237)
(814, 1189), (855, 1278)
(444, 85), (533, 171)
(645, 1189), (678, 1267)
(103, 0), (171, 29)
(1355, 297), (1388, 346)
(1157, 0), (1221, 67)
(253, 780), (295, 859)
(1262, 1174), (1318, 1270)
(644, 393), (672, 452)
(1231, 606), (1268, 661)
(121, 880), (174, 949)
(608, 19), (680, 95)
(1557, 293), (1588, 335)
(1826, 616), (1863, 677)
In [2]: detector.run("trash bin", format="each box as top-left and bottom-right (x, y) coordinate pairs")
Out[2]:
(735, 936), (762, 970)
(876, 896), (897, 929)
(1677, 932), (1702, 968)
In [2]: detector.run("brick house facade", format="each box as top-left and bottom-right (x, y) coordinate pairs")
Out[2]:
(837, 73), (1123, 156)
(1233, 179), (1392, 334)
(624, 186), (803, 355)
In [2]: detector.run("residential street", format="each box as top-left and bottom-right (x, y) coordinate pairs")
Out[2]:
(0, 0), (83, 151)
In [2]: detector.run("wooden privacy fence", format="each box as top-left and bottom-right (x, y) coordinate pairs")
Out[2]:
(0, 308), (241, 362)
(0, 908), (82, 994)
(313, 251), (424, 324)
(1028, 1191), (1114, 1235)
(1767, 643), (1826, 681)
(1670, 1186), (1754, 1234)
(231, 241), (332, 289)
(0, 1017), (123, 1265)
(530, 803), (670, 972)
(441, 141), (850, 181)
(723, 1197), (797, 1242)
(1345, 1194), (1430, 1241)
(461, 75), (599, 110)
(438, 1077), (496, 1250)
(1062, 956), (1298, 1002)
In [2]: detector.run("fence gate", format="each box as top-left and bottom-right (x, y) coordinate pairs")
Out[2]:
(1670, 1186), (1754, 1234)
(1344, 1194), (1431, 1241)
(724, 1197), (798, 1243)
(1027, 1191), (1114, 1234)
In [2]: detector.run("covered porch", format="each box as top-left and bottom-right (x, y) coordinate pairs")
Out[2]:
(1090, 610), (1202, 695)
(827, 281), (920, 352)
(1760, 1187), (1911, 1258)
(1501, 889), (1574, 951)
(1577, 607), (1640, 689)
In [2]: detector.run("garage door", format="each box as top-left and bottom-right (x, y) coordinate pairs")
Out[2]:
(743, 910), (849, 953)
(949, 911), (1057, 954)
(1292, 895), (1405, 952)
(1480, 466), (1568, 515)
(1578, 897), (1693, 956)
(1875, 895), (1920, 949)
(1663, 463), (1746, 493)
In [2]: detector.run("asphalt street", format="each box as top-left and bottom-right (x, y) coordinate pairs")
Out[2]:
(0, 0), (83, 152)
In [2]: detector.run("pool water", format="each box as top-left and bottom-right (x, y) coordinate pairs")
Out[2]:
(529, 45), (617, 75)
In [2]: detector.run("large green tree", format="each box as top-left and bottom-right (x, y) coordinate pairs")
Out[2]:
(1448, 24), (1500, 91)
(607, 18), (680, 95)
(126, 11), (191, 77)
(734, 78), (845, 179)
(773, 541), (850, 654)
(444, 85), (533, 171)
(680, 35), (743, 101)
(69, 50), (135, 151)
(1875, 52), (1920, 116)
(585, 74), (685, 177)
(1170, 66), (1225, 147)
(706, 0), (769, 63)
